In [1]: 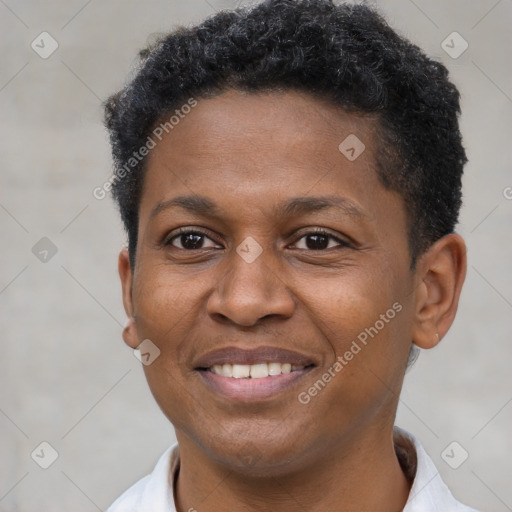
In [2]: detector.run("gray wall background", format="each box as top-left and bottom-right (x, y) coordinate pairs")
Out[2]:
(1, 0), (511, 510)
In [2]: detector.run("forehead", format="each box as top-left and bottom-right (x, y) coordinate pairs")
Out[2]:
(139, 89), (385, 219)
(151, 89), (378, 162)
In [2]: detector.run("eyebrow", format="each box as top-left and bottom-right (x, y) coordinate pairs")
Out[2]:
(149, 194), (367, 221)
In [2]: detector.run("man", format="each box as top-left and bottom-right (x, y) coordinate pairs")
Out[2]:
(103, 1), (478, 510)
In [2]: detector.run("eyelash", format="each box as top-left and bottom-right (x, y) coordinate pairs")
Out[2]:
(163, 227), (352, 251)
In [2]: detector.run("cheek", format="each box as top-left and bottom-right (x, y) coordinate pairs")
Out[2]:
(305, 267), (407, 392)
(142, 360), (198, 434)
(307, 267), (397, 341)
(132, 268), (202, 424)
(132, 266), (202, 336)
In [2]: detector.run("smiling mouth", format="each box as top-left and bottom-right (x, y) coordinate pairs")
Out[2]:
(193, 346), (317, 400)
(201, 362), (315, 379)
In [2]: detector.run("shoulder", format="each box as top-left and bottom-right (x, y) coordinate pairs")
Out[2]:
(106, 444), (178, 512)
(107, 475), (150, 512)
(395, 427), (480, 512)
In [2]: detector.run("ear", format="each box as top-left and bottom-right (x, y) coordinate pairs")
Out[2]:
(411, 233), (467, 349)
(118, 248), (140, 349)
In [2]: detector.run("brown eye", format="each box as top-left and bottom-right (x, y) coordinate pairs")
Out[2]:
(293, 230), (350, 250)
(166, 229), (220, 250)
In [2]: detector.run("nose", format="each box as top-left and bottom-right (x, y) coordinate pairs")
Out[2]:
(206, 245), (295, 327)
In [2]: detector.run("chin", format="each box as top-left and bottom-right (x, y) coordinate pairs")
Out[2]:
(197, 422), (309, 474)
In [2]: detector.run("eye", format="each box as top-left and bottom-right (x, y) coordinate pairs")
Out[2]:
(165, 228), (221, 250)
(291, 229), (351, 251)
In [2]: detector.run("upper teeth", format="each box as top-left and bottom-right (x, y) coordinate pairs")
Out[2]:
(210, 363), (305, 379)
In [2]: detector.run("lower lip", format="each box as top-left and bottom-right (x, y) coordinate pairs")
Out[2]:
(197, 368), (314, 402)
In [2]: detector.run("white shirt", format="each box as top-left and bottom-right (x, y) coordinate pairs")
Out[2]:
(108, 426), (480, 512)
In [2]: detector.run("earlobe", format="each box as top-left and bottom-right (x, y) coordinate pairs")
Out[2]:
(411, 234), (467, 350)
(122, 317), (140, 349)
(118, 248), (140, 349)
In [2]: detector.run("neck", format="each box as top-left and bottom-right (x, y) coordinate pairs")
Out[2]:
(174, 425), (411, 512)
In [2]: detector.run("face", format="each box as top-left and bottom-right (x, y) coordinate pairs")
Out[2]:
(120, 89), (421, 473)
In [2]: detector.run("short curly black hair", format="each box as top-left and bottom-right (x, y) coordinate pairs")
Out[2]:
(103, 0), (466, 271)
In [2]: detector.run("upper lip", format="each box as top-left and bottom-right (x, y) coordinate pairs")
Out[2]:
(193, 346), (317, 369)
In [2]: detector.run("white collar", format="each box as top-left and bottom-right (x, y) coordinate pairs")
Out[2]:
(394, 426), (478, 511)
(108, 426), (479, 512)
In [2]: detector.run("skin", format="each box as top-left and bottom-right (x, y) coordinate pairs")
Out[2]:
(118, 89), (467, 512)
